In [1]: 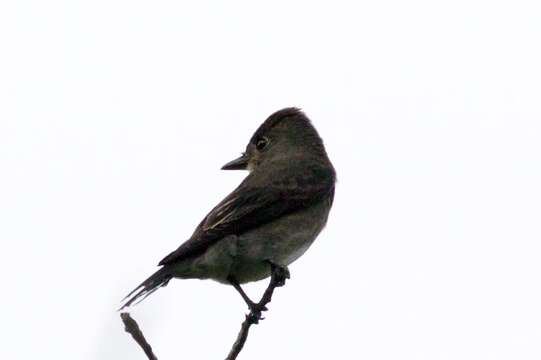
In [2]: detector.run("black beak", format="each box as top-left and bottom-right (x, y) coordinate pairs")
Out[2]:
(221, 153), (249, 170)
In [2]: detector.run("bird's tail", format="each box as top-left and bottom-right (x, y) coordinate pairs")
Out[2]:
(119, 266), (173, 311)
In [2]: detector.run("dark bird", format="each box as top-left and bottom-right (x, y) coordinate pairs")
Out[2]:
(121, 107), (336, 311)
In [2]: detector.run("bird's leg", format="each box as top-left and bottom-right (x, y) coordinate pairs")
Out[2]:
(267, 261), (290, 287)
(228, 277), (268, 314)
(228, 263), (290, 324)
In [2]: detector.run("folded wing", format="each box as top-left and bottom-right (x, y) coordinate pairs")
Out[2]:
(158, 163), (335, 266)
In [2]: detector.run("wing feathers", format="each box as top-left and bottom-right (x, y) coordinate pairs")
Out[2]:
(158, 163), (335, 266)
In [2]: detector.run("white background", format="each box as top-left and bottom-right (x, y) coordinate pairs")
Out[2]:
(1, 1), (540, 359)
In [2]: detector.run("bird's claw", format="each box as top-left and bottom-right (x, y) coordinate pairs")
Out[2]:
(246, 301), (268, 324)
(247, 309), (265, 324)
(248, 302), (268, 313)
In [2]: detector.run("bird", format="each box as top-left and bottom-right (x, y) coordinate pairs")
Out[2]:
(120, 107), (336, 312)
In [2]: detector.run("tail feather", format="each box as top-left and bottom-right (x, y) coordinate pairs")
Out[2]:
(120, 267), (173, 310)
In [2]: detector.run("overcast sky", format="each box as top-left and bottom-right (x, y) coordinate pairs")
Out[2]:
(1, 1), (540, 359)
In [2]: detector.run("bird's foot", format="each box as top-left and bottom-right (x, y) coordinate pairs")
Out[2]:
(247, 300), (268, 313)
(247, 301), (268, 324)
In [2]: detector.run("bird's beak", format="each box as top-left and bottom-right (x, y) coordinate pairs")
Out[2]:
(221, 153), (249, 170)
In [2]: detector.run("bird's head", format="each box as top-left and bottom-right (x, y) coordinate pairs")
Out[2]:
(221, 107), (328, 172)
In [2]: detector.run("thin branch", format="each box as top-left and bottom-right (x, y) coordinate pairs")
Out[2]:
(120, 312), (158, 360)
(120, 264), (289, 360)
(225, 264), (289, 360)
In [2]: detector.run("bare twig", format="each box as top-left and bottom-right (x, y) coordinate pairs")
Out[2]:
(120, 264), (289, 360)
(120, 312), (158, 360)
(226, 264), (289, 360)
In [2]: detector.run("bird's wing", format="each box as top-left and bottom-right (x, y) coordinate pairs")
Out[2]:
(158, 163), (335, 266)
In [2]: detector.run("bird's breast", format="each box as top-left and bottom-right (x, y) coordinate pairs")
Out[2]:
(230, 197), (332, 283)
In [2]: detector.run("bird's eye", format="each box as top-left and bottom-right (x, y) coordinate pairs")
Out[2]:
(255, 137), (269, 151)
